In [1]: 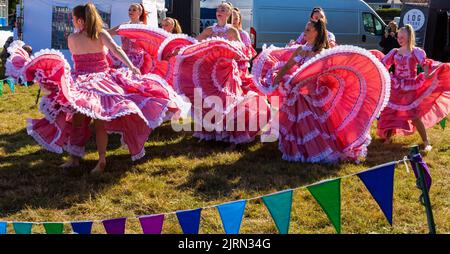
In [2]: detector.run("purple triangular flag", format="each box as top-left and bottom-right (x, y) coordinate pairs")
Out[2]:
(410, 154), (432, 191)
(139, 214), (165, 234)
(358, 163), (396, 225)
(102, 218), (127, 234)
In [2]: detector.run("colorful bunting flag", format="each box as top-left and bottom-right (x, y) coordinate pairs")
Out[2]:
(43, 222), (64, 234)
(71, 221), (93, 234)
(440, 118), (447, 130)
(307, 179), (341, 234)
(13, 222), (33, 234)
(102, 218), (127, 234)
(217, 200), (247, 234)
(358, 163), (396, 225)
(138, 214), (165, 234)
(0, 80), (3, 96)
(6, 79), (14, 93)
(261, 190), (293, 234)
(0, 222), (6, 234)
(176, 208), (202, 234)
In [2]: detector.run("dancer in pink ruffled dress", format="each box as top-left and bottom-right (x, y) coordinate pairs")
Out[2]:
(173, 2), (270, 148)
(11, 4), (189, 174)
(107, 3), (153, 74)
(252, 20), (390, 163)
(376, 25), (450, 151)
(289, 7), (336, 48)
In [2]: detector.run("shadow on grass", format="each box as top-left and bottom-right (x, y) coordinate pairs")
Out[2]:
(0, 126), (138, 216)
(0, 121), (415, 214)
(172, 136), (413, 202)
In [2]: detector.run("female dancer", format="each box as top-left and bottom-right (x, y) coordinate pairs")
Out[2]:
(161, 17), (183, 34)
(289, 7), (336, 48)
(174, 2), (270, 147)
(196, 2), (241, 42)
(377, 25), (450, 151)
(20, 4), (189, 174)
(232, 7), (257, 60)
(252, 19), (390, 163)
(107, 3), (151, 74)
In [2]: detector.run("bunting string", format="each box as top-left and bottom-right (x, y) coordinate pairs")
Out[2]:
(1, 157), (412, 226)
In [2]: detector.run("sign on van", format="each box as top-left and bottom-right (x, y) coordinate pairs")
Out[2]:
(403, 9), (426, 31)
(400, 4), (429, 47)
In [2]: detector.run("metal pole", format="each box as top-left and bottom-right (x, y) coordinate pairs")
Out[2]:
(409, 145), (436, 234)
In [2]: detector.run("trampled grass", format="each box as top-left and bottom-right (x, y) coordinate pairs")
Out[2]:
(0, 85), (448, 234)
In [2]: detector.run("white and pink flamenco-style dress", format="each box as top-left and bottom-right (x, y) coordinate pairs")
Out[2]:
(5, 40), (31, 81)
(173, 24), (271, 144)
(9, 48), (190, 161)
(106, 36), (152, 74)
(113, 24), (197, 87)
(375, 47), (450, 138)
(252, 44), (391, 163)
(237, 29), (262, 96)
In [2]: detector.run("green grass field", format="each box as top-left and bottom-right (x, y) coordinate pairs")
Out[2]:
(0, 85), (448, 234)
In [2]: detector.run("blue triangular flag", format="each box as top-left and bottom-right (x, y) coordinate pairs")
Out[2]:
(6, 79), (15, 93)
(217, 200), (247, 234)
(71, 221), (93, 234)
(0, 222), (6, 234)
(358, 163), (396, 225)
(176, 208), (202, 234)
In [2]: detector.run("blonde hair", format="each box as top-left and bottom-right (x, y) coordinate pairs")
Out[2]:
(164, 17), (182, 34)
(73, 3), (103, 40)
(400, 24), (416, 51)
(218, 2), (233, 23)
(232, 7), (242, 30)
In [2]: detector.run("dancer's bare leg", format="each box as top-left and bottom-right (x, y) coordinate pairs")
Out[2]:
(91, 119), (108, 174)
(412, 118), (432, 151)
(60, 113), (84, 168)
(383, 130), (393, 144)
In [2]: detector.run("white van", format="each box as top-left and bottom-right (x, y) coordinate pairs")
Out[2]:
(232, 0), (386, 51)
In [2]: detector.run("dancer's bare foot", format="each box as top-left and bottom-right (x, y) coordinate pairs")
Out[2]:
(90, 160), (106, 175)
(383, 138), (392, 145)
(59, 156), (80, 168)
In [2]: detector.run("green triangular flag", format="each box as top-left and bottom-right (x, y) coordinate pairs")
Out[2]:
(261, 190), (293, 234)
(440, 118), (447, 130)
(0, 80), (3, 96)
(307, 179), (341, 234)
(43, 223), (64, 234)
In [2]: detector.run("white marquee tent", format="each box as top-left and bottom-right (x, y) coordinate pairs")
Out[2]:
(22, 0), (164, 65)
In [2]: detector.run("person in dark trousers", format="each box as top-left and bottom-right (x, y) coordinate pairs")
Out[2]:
(380, 21), (400, 55)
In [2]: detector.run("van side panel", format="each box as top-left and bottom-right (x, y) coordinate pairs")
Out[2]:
(252, 0), (384, 50)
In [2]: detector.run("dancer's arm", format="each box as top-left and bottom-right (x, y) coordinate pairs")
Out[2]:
(99, 29), (140, 74)
(273, 47), (304, 85)
(196, 27), (213, 41)
(107, 25), (121, 36)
